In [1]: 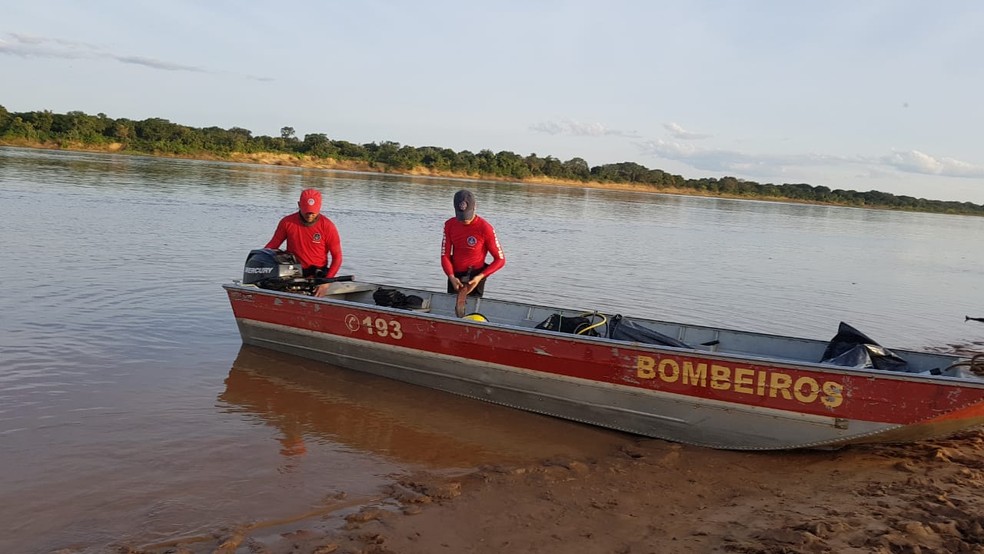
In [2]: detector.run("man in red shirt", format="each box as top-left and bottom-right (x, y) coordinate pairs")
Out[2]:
(266, 188), (343, 297)
(441, 189), (505, 298)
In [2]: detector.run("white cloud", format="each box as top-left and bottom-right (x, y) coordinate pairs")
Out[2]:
(116, 55), (206, 73)
(637, 139), (845, 174)
(881, 150), (984, 178)
(0, 32), (270, 81)
(607, 118), (984, 190)
(663, 122), (711, 140)
(638, 139), (984, 189)
(530, 119), (640, 139)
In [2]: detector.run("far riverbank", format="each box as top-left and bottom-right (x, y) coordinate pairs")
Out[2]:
(0, 141), (901, 211)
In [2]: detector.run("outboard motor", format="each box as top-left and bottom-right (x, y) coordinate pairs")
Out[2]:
(241, 249), (354, 295)
(243, 248), (304, 290)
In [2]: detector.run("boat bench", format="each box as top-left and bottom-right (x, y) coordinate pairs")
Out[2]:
(323, 283), (377, 296)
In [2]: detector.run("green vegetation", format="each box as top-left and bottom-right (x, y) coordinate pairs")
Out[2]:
(1, 105), (981, 216)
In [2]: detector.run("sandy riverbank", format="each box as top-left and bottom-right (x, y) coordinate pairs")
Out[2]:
(123, 426), (984, 554)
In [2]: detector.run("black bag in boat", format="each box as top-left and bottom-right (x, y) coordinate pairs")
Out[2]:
(607, 314), (692, 348)
(535, 313), (601, 336)
(819, 321), (909, 372)
(400, 294), (424, 310)
(373, 288), (403, 307)
(372, 288), (424, 310)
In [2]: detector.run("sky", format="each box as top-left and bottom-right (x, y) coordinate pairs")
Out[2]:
(3, 1), (984, 204)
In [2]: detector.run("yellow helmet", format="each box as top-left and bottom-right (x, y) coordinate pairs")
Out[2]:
(462, 313), (488, 322)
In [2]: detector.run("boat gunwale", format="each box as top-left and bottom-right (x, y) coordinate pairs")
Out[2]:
(223, 281), (975, 387)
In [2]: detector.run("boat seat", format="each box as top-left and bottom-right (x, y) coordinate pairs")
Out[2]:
(323, 283), (376, 295)
(406, 303), (431, 313)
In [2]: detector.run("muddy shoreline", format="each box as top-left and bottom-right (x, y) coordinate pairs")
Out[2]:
(117, 425), (984, 554)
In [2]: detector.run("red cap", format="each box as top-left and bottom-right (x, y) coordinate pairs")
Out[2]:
(299, 189), (322, 214)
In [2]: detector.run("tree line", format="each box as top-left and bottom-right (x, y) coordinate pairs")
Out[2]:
(1, 105), (981, 216)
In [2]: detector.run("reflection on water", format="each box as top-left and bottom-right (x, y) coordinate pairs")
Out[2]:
(2, 146), (983, 552)
(220, 346), (628, 468)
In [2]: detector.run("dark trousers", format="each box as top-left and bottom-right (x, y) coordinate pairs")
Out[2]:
(447, 265), (488, 298)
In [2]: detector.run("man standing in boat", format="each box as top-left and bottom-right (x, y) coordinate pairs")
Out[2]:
(265, 188), (343, 297)
(441, 189), (505, 298)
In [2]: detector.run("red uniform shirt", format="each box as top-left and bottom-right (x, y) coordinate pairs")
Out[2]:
(441, 215), (505, 277)
(266, 213), (343, 276)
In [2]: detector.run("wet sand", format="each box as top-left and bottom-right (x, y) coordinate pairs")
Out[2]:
(117, 425), (984, 554)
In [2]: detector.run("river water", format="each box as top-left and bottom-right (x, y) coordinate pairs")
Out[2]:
(1, 147), (982, 552)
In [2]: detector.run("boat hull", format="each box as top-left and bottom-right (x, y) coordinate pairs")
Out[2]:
(226, 284), (984, 450)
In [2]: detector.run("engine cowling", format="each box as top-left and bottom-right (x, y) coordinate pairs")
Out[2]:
(242, 248), (303, 287)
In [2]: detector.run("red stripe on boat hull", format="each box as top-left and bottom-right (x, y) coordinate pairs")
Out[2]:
(226, 289), (984, 429)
